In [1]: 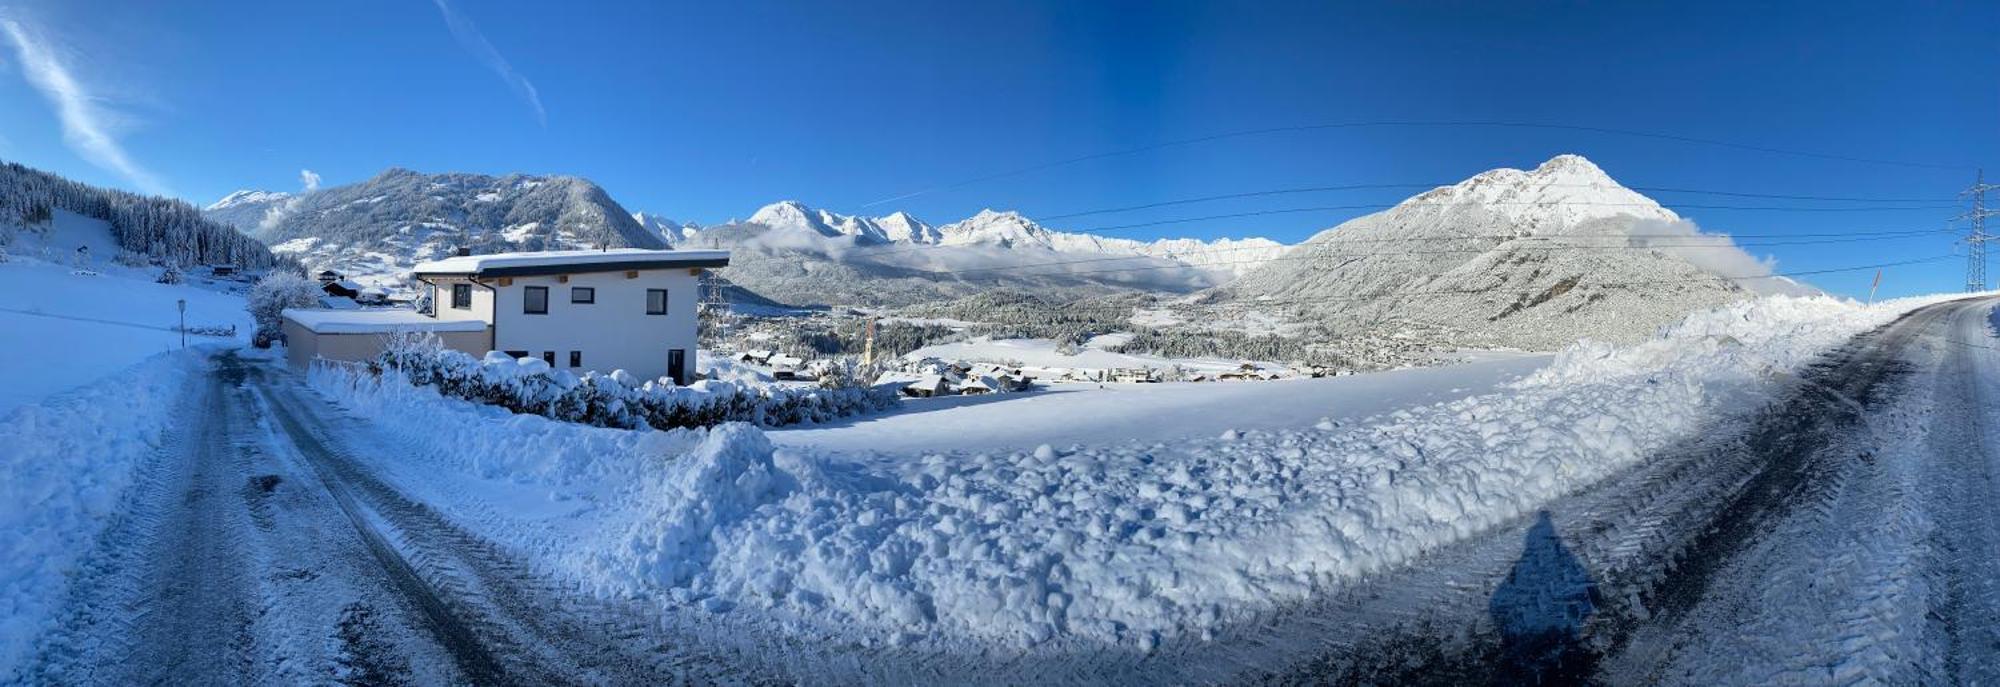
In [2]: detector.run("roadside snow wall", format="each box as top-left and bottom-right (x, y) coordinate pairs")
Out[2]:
(310, 293), (1967, 654)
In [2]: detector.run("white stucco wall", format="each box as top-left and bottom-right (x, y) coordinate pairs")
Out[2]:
(428, 279), (495, 323)
(487, 268), (703, 383)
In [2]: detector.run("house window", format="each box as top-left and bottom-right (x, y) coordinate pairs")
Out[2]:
(451, 283), (472, 309)
(504, 350), (529, 359)
(569, 351), (582, 368)
(524, 286), (549, 314)
(570, 287), (595, 304)
(542, 351), (555, 366)
(646, 289), (668, 315)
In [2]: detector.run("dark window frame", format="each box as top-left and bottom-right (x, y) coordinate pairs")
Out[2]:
(523, 286), (549, 315)
(504, 350), (529, 359)
(542, 351), (556, 366)
(570, 286), (595, 304)
(646, 288), (668, 315)
(450, 283), (472, 310)
(569, 351), (582, 368)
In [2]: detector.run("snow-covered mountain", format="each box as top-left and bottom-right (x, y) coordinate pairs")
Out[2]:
(1221, 154), (1814, 349)
(204, 168), (663, 290)
(744, 201), (945, 244)
(734, 201), (1288, 273)
(632, 212), (698, 244)
(935, 209), (1286, 273)
(665, 201), (1288, 307)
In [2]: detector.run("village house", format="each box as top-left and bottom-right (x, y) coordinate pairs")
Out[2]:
(280, 248), (729, 384)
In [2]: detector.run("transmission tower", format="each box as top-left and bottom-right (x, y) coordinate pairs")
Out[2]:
(1960, 169), (2000, 292)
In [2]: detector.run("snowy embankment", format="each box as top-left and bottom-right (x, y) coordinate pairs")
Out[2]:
(310, 293), (1962, 654)
(0, 351), (202, 670)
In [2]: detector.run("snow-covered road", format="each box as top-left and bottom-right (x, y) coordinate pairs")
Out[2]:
(1247, 296), (2000, 684)
(17, 352), (759, 685)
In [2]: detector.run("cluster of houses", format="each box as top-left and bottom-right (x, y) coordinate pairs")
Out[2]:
(875, 357), (1316, 393)
(729, 349), (818, 380)
(315, 270), (401, 307)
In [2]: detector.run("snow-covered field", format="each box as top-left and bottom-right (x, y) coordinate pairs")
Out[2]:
(0, 213), (252, 412)
(302, 292), (1964, 661)
(772, 353), (1549, 454)
(906, 335), (1290, 374)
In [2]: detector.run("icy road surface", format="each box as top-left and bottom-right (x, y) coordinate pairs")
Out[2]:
(770, 352), (1550, 455)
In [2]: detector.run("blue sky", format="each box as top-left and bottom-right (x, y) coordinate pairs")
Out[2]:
(0, 1), (1995, 298)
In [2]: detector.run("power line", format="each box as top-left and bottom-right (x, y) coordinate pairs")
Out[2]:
(720, 227), (1957, 281)
(871, 255), (1962, 320)
(862, 121), (1971, 206)
(1035, 183), (1958, 223)
(1959, 169), (1999, 292)
(911, 229), (1960, 280)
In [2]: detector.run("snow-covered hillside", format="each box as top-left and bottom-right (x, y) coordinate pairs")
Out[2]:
(1221, 154), (1816, 350)
(671, 201), (1287, 307)
(0, 211), (251, 412)
(203, 168), (664, 291)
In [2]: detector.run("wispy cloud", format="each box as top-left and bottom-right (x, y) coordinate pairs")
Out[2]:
(259, 168), (323, 231)
(0, 16), (167, 194)
(430, 0), (545, 126)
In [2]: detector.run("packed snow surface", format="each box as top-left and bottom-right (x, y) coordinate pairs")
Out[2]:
(310, 293), (1960, 654)
(0, 351), (203, 670)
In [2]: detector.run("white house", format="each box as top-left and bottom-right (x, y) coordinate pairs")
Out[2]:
(280, 248), (729, 384)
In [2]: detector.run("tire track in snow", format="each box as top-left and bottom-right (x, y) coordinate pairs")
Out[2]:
(1244, 298), (1979, 684)
(250, 357), (768, 685)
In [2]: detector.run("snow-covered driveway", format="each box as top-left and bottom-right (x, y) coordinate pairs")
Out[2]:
(769, 352), (1550, 455)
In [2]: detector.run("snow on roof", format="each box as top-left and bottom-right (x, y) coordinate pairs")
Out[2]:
(330, 279), (363, 290)
(282, 308), (489, 335)
(411, 248), (730, 277)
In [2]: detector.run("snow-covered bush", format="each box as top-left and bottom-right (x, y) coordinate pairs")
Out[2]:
(154, 263), (182, 284)
(246, 271), (321, 347)
(366, 341), (898, 430)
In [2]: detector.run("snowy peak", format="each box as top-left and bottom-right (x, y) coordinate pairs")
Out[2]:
(937, 209), (1058, 249)
(204, 189), (291, 212)
(746, 201), (937, 244)
(1403, 153), (1677, 232)
(876, 211), (941, 243)
(632, 212), (694, 245)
